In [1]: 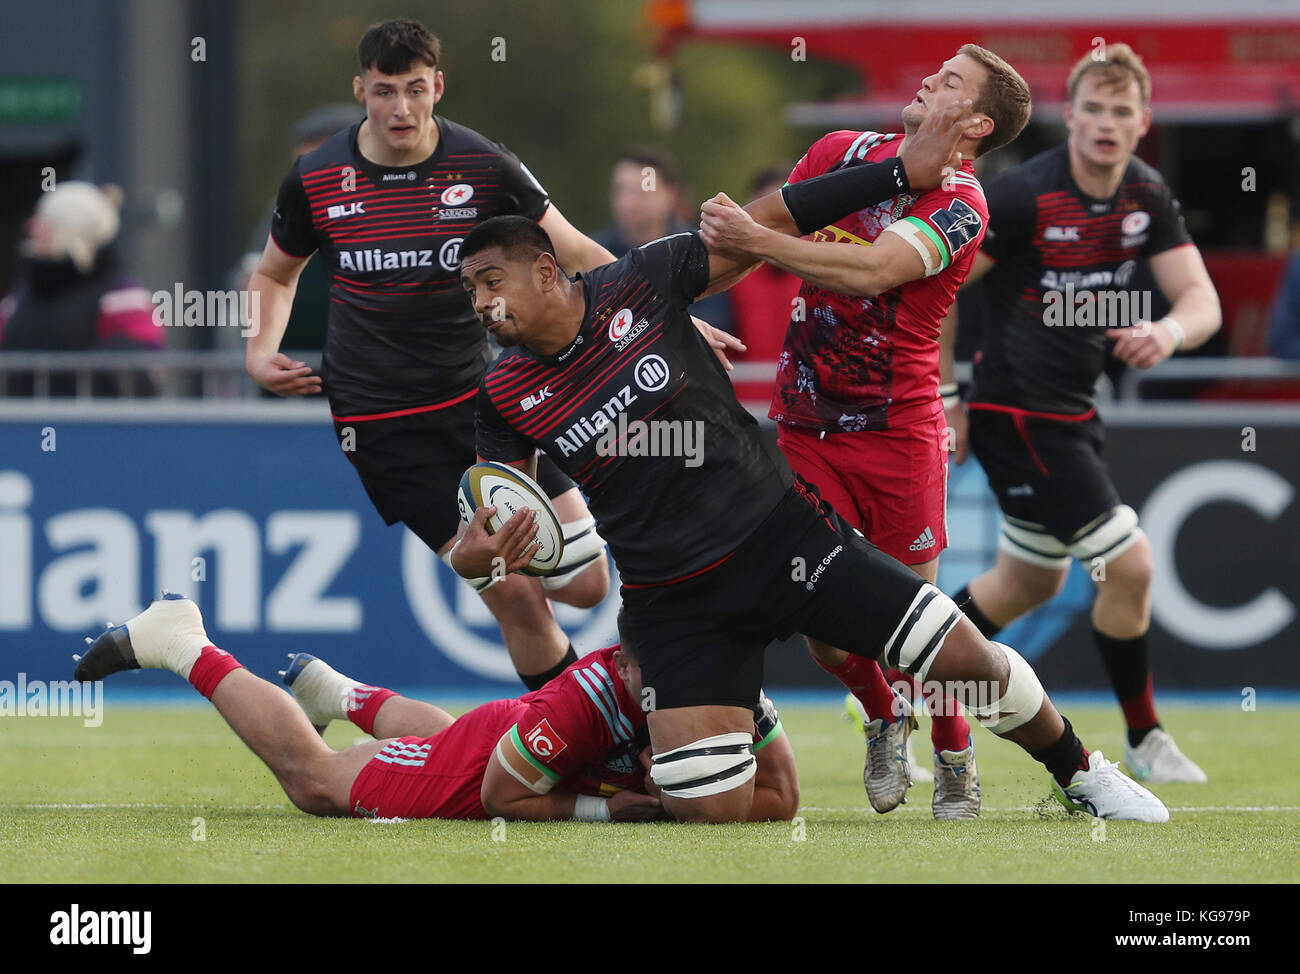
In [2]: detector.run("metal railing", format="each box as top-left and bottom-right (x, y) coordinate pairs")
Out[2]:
(2, 351), (1298, 402)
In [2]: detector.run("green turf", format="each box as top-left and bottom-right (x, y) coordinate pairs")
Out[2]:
(2, 702), (1296, 883)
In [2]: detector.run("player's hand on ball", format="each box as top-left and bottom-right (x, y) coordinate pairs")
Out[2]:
(607, 788), (665, 822)
(700, 193), (766, 256)
(449, 504), (539, 579)
(247, 352), (323, 396)
(898, 98), (981, 191)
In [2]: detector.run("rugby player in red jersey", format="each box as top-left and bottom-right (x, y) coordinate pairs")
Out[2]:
(447, 96), (1169, 825)
(700, 45), (1032, 820)
(940, 45), (1219, 784)
(72, 595), (797, 823)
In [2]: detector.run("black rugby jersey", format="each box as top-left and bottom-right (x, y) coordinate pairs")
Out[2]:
(271, 117), (549, 417)
(476, 233), (793, 586)
(969, 144), (1192, 415)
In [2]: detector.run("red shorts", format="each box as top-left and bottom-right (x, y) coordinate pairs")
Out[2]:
(777, 407), (948, 564)
(348, 699), (521, 820)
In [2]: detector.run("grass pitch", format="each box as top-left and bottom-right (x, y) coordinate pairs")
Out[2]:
(2, 700), (1296, 883)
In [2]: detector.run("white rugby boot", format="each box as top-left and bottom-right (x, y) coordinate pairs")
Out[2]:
(1123, 728), (1208, 784)
(1053, 750), (1170, 822)
(932, 739), (981, 820)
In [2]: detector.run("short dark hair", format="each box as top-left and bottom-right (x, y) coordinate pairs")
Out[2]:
(613, 146), (681, 190)
(358, 19), (441, 76)
(460, 216), (556, 268)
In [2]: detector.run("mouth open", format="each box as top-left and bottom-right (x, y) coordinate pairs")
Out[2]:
(1095, 138), (1118, 150)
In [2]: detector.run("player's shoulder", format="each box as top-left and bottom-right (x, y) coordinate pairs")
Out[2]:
(1121, 153), (1176, 206)
(483, 347), (535, 384)
(296, 123), (359, 177)
(436, 115), (515, 161)
(993, 144), (1067, 194)
(808, 130), (900, 168)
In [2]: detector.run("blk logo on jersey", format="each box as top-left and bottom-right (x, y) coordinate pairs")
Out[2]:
(525, 719), (567, 759)
(520, 386), (552, 411)
(327, 201), (365, 220)
(441, 183), (474, 205)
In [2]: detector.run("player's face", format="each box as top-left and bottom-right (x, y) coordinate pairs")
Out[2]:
(613, 649), (643, 701)
(609, 161), (678, 241)
(1066, 75), (1152, 170)
(903, 54), (989, 135)
(355, 64), (443, 154)
(460, 248), (544, 348)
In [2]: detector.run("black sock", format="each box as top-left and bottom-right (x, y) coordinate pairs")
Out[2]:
(518, 644), (579, 692)
(1092, 628), (1160, 746)
(953, 584), (1002, 638)
(1031, 715), (1090, 788)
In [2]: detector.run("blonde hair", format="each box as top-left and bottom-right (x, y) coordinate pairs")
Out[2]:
(957, 44), (1032, 158)
(1068, 43), (1151, 106)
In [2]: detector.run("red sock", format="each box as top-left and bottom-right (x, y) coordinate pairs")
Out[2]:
(187, 646), (244, 699)
(885, 668), (972, 752)
(347, 686), (396, 736)
(1119, 673), (1159, 732)
(815, 654), (898, 721)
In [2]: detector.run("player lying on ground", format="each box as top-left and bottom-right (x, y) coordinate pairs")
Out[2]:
(72, 595), (798, 823)
(449, 102), (1170, 825)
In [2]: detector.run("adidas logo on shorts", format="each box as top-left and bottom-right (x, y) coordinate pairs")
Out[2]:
(908, 526), (937, 552)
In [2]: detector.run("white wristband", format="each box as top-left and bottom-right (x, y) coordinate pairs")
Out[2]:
(572, 794), (610, 822)
(1160, 316), (1185, 350)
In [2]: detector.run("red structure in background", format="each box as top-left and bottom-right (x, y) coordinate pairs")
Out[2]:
(648, 1), (1300, 405)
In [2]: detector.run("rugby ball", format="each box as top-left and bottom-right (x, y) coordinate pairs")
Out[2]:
(457, 461), (565, 576)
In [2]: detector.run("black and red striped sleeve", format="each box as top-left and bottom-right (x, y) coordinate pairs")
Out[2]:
(475, 377), (535, 463)
(269, 157), (318, 258)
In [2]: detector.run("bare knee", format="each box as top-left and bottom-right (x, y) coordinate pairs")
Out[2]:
(544, 559), (610, 609)
(1096, 535), (1153, 594)
(999, 559), (1068, 609)
(281, 758), (348, 817)
(481, 576), (555, 630)
(663, 788), (754, 824)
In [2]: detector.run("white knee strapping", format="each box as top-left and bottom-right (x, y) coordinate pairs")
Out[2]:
(439, 548), (503, 595)
(1000, 516), (1071, 569)
(881, 584), (963, 681)
(967, 642), (1045, 734)
(650, 732), (756, 799)
(539, 516), (608, 591)
(1067, 505), (1142, 563)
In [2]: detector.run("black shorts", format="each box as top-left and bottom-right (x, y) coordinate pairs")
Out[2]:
(619, 478), (931, 710)
(333, 398), (576, 552)
(967, 405), (1121, 546)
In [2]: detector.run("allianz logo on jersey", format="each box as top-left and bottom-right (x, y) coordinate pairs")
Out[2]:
(327, 201), (365, 220)
(338, 238), (463, 273)
(554, 386), (639, 457)
(1040, 259), (1136, 291)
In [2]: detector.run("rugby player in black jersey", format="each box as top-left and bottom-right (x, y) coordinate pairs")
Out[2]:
(941, 45), (1221, 784)
(244, 20), (682, 690)
(447, 98), (1169, 825)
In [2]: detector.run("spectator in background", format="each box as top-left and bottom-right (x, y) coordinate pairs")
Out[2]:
(230, 104), (362, 362)
(1268, 243), (1300, 359)
(726, 165), (802, 405)
(0, 181), (161, 397)
(595, 146), (734, 333)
